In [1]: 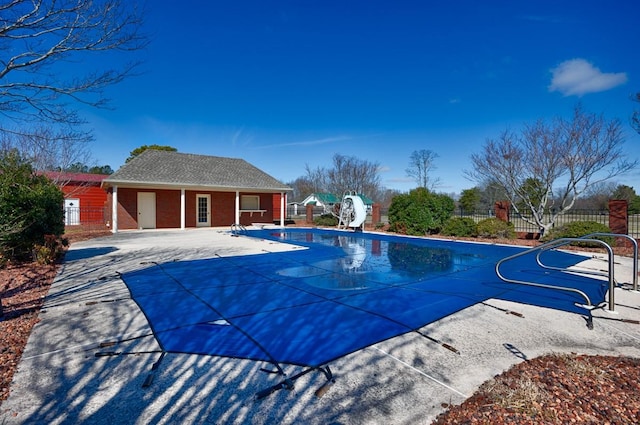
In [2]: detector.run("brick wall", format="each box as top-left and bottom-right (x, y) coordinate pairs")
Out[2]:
(111, 188), (275, 229)
(156, 189), (181, 228)
(115, 188), (138, 230)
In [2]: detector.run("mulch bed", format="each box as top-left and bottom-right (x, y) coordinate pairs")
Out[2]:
(433, 354), (640, 424)
(0, 261), (58, 402)
(1, 230), (639, 423)
(0, 230), (110, 403)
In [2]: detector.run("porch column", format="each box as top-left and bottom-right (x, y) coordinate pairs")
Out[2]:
(280, 192), (286, 226)
(180, 189), (186, 229)
(111, 185), (118, 233)
(235, 191), (240, 224)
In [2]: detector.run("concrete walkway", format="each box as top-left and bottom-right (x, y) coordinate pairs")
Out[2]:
(1, 228), (638, 424)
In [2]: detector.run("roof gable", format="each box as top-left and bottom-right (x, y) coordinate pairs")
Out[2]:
(302, 192), (340, 205)
(356, 193), (374, 205)
(103, 150), (291, 192)
(315, 193), (341, 204)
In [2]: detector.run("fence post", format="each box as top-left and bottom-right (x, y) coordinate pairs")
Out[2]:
(609, 199), (629, 247)
(494, 201), (510, 222)
(372, 204), (381, 224)
(306, 204), (314, 224)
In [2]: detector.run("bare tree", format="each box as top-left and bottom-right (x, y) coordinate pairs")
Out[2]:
(406, 149), (441, 190)
(579, 181), (618, 209)
(1, 125), (92, 171)
(326, 154), (382, 200)
(466, 106), (637, 235)
(632, 92), (640, 135)
(300, 154), (383, 201)
(303, 164), (329, 194)
(0, 0), (146, 139)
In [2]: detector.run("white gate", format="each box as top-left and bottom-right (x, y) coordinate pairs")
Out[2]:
(64, 199), (80, 225)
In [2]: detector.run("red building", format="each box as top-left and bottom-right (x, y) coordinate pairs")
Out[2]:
(44, 172), (109, 226)
(101, 151), (291, 232)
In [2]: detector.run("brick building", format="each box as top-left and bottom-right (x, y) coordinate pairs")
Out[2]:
(101, 150), (291, 232)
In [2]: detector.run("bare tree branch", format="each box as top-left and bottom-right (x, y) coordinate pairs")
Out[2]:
(631, 92), (640, 135)
(406, 149), (441, 190)
(0, 0), (147, 129)
(1, 124), (92, 173)
(466, 106), (637, 235)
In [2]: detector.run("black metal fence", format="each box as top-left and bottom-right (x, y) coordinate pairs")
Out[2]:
(287, 205), (640, 238)
(64, 206), (108, 229)
(453, 207), (640, 238)
(454, 207), (613, 233)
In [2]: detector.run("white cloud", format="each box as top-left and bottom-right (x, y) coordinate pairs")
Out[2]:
(548, 59), (627, 96)
(254, 135), (350, 149)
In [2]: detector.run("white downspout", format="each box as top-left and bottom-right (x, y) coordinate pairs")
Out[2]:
(180, 189), (186, 229)
(111, 185), (118, 233)
(280, 192), (285, 226)
(235, 191), (240, 224)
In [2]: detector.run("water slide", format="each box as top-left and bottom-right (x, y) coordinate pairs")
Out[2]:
(344, 195), (367, 228)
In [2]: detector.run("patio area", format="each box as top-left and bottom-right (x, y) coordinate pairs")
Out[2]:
(1, 228), (638, 424)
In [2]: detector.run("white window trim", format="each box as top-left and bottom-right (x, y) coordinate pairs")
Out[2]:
(240, 195), (266, 217)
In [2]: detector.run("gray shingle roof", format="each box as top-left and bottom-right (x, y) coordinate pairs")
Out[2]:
(103, 150), (291, 192)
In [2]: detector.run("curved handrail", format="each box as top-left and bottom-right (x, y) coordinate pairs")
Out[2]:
(495, 237), (615, 311)
(583, 233), (637, 292)
(535, 233), (637, 291)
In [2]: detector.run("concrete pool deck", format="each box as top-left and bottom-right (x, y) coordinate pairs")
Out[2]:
(1, 228), (639, 424)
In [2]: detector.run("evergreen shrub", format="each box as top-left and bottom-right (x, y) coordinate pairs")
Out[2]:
(388, 188), (455, 236)
(476, 218), (515, 239)
(544, 221), (613, 247)
(441, 217), (477, 237)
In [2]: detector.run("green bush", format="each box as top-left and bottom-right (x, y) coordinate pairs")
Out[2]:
(476, 218), (515, 239)
(441, 217), (477, 237)
(314, 213), (339, 226)
(0, 151), (65, 260)
(544, 221), (613, 247)
(388, 188), (455, 236)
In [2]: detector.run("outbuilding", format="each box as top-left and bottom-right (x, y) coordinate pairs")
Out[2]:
(101, 150), (291, 232)
(44, 171), (110, 226)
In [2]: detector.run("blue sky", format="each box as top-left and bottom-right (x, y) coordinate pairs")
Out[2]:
(85, 0), (640, 194)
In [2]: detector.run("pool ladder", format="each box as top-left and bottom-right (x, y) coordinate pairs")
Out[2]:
(495, 233), (638, 314)
(230, 223), (247, 236)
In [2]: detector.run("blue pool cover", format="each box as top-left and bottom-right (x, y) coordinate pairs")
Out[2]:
(120, 229), (608, 368)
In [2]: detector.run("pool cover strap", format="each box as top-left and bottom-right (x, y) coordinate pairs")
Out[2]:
(256, 365), (334, 400)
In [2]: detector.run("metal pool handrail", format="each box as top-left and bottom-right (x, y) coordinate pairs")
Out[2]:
(495, 237), (616, 312)
(534, 233), (638, 292)
(584, 233), (637, 292)
(230, 223), (247, 235)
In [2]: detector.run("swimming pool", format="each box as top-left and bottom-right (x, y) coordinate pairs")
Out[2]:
(119, 228), (607, 374)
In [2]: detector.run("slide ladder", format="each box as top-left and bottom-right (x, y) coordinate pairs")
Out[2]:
(337, 191), (367, 230)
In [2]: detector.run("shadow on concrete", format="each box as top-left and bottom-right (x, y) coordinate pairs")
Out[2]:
(3, 230), (638, 425)
(64, 247), (118, 262)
